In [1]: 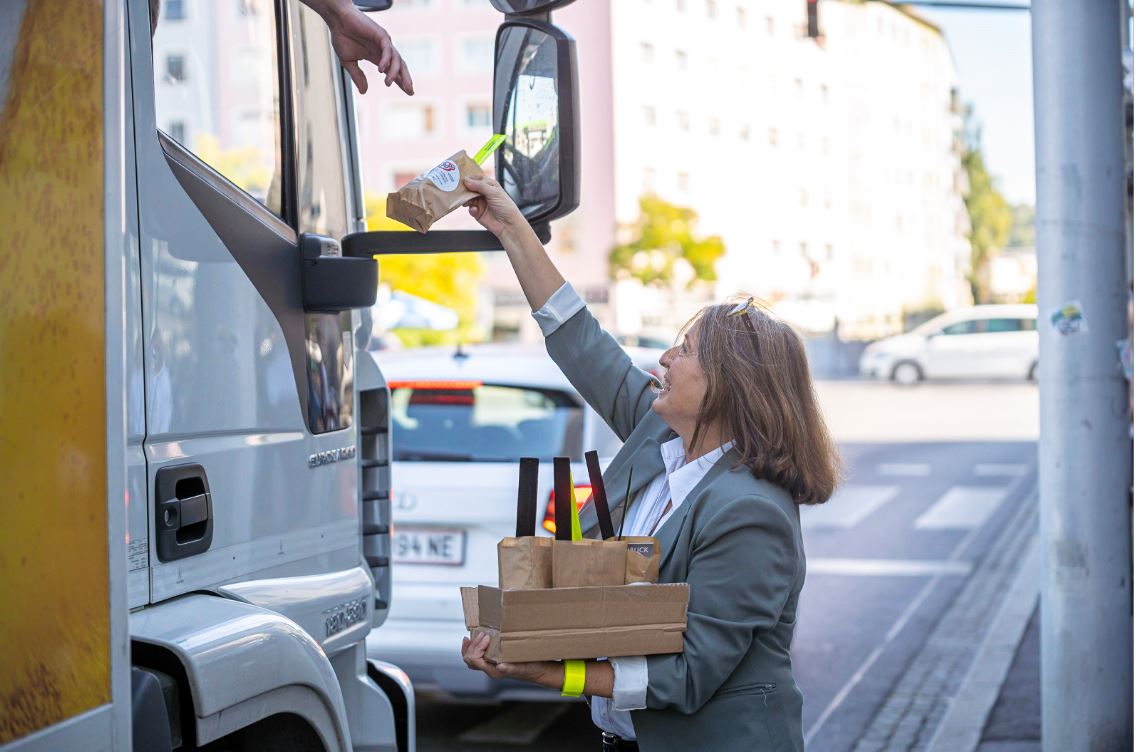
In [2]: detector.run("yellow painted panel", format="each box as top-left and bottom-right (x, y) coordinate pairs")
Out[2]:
(0, 0), (110, 743)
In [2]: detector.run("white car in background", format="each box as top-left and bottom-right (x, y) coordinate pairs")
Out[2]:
(365, 343), (663, 699)
(859, 304), (1039, 384)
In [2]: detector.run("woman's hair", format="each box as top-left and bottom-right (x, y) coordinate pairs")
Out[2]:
(684, 296), (842, 505)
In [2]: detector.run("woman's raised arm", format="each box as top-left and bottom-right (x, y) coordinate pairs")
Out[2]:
(463, 175), (565, 311)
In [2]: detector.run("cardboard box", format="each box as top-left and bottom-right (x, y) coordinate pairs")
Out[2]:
(461, 583), (689, 662)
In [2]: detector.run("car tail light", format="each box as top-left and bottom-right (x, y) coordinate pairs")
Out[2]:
(542, 484), (592, 534)
(387, 380), (483, 390)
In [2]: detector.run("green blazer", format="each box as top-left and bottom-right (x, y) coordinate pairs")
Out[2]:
(546, 306), (806, 752)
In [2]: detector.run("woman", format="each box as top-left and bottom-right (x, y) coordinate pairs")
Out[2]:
(459, 175), (841, 751)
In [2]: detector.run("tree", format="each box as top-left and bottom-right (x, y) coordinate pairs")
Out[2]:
(961, 108), (1012, 304)
(609, 195), (725, 287)
(364, 194), (484, 346)
(1007, 203), (1036, 249)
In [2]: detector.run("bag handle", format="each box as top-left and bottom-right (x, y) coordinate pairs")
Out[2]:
(515, 457), (539, 537)
(584, 450), (616, 540)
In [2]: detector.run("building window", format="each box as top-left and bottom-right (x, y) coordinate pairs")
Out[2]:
(766, 15), (775, 35)
(165, 0), (186, 20)
(820, 84), (829, 103)
(238, 0), (260, 15)
(677, 172), (690, 191)
(768, 127), (778, 146)
(168, 120), (186, 144)
(737, 6), (747, 27)
(675, 50), (688, 71)
(708, 117), (720, 136)
(677, 110), (690, 131)
(799, 189), (808, 207)
(459, 36), (494, 74)
(640, 42), (655, 63)
(772, 239), (781, 255)
(739, 125), (750, 141)
(677, 0), (686, 11)
(400, 38), (439, 75)
(707, 0), (718, 19)
(821, 137), (831, 155)
(643, 105), (657, 126)
(165, 54), (186, 83)
(643, 168), (657, 192)
(383, 102), (436, 139)
(824, 243), (834, 261)
(465, 103), (491, 129)
(799, 241), (808, 258)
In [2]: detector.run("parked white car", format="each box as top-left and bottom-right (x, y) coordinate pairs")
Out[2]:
(859, 304), (1039, 384)
(365, 343), (663, 699)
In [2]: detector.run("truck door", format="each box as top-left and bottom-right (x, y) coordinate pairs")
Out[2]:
(132, 0), (368, 603)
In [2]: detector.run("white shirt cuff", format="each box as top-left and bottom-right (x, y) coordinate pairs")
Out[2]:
(531, 282), (585, 337)
(609, 655), (648, 711)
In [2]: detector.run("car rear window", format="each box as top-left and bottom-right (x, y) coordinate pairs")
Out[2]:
(390, 382), (583, 462)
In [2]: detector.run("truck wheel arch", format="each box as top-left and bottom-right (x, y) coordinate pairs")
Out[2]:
(130, 594), (352, 751)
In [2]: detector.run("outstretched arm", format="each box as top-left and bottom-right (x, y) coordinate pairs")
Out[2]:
(301, 0), (414, 95)
(463, 175), (564, 310)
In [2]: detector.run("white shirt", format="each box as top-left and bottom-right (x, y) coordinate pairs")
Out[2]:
(532, 284), (731, 740)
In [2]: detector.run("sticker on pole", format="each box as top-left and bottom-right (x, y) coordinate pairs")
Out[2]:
(425, 159), (462, 192)
(1049, 300), (1088, 336)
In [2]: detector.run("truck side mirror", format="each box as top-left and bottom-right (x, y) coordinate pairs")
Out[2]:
(494, 20), (580, 224)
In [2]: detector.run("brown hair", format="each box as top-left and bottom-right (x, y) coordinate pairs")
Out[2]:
(685, 296), (841, 505)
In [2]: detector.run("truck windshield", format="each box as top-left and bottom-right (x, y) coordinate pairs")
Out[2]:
(390, 383), (583, 462)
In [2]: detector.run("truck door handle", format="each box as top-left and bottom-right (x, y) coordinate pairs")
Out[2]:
(155, 464), (214, 562)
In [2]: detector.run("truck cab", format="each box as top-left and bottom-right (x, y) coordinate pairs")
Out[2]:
(0, 0), (577, 750)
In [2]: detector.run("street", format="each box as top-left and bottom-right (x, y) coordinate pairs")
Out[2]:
(414, 379), (1040, 751)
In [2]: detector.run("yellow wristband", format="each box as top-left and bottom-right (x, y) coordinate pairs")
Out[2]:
(561, 659), (586, 697)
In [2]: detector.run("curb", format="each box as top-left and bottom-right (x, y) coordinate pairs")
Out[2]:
(926, 533), (1041, 752)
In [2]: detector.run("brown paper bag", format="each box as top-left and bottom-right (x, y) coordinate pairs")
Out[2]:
(552, 539), (628, 588)
(498, 536), (553, 590)
(621, 536), (661, 584)
(386, 150), (485, 232)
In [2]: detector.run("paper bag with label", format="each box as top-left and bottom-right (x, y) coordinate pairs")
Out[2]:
(552, 539), (628, 588)
(498, 536), (553, 590)
(386, 150), (483, 233)
(621, 536), (661, 584)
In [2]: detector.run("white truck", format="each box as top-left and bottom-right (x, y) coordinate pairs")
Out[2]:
(0, 0), (578, 749)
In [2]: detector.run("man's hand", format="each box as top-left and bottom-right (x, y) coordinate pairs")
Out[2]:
(304, 0), (414, 95)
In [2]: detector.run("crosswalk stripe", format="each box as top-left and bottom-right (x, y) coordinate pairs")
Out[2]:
(810, 558), (973, 577)
(914, 486), (1008, 530)
(974, 463), (1028, 477)
(803, 486), (900, 529)
(877, 463), (932, 477)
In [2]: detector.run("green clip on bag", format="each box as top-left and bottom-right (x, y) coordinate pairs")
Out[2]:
(386, 135), (505, 233)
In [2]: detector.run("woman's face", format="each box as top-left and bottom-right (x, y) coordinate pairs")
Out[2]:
(652, 325), (708, 432)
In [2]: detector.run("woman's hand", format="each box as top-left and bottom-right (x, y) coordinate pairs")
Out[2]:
(463, 175), (526, 240)
(461, 632), (562, 688)
(307, 0), (414, 95)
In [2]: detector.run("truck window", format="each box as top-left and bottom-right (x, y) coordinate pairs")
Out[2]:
(151, 0), (284, 218)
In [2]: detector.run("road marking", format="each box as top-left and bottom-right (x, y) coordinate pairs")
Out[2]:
(914, 486), (1008, 530)
(810, 558), (972, 577)
(458, 702), (570, 746)
(877, 463), (932, 477)
(802, 485), (899, 529)
(804, 508), (990, 747)
(974, 463), (1028, 477)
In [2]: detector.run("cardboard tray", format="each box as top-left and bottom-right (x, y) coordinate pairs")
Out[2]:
(461, 583), (689, 663)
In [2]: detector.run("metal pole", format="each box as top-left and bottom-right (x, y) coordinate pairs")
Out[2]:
(1032, 1), (1134, 750)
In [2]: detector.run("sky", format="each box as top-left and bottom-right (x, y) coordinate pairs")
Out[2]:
(920, 4), (1036, 206)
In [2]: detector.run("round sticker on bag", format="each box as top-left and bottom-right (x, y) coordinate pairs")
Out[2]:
(425, 160), (461, 192)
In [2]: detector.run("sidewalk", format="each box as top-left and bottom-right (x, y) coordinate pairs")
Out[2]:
(976, 606), (1041, 751)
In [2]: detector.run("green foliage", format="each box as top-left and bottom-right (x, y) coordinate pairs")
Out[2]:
(609, 195), (726, 287)
(961, 108), (1012, 304)
(364, 194), (484, 346)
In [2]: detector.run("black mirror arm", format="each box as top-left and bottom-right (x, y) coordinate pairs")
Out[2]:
(341, 225), (551, 257)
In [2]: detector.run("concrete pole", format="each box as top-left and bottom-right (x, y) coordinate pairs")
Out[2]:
(1032, 1), (1134, 750)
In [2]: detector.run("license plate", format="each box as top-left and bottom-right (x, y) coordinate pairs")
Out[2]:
(392, 527), (466, 566)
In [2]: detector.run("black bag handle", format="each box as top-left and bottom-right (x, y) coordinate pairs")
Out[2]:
(585, 450), (616, 540)
(553, 456), (574, 540)
(515, 457), (539, 537)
